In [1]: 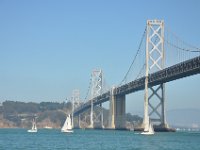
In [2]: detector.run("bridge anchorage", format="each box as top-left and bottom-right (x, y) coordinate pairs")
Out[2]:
(72, 19), (200, 132)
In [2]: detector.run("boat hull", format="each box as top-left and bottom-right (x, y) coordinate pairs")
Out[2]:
(61, 130), (73, 133)
(27, 129), (37, 133)
(141, 132), (154, 135)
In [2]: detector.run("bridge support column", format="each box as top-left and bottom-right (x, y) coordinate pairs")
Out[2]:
(160, 84), (167, 127)
(108, 88), (126, 129)
(100, 103), (104, 128)
(89, 99), (94, 128)
(108, 88), (115, 129)
(114, 94), (126, 129)
(78, 114), (80, 128)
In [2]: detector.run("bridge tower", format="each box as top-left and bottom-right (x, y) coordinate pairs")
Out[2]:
(143, 20), (168, 129)
(71, 89), (81, 128)
(89, 69), (103, 128)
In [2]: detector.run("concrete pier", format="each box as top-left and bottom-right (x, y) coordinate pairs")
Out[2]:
(114, 94), (126, 129)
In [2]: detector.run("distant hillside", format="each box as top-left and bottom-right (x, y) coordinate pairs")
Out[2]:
(0, 100), (142, 129)
(0, 101), (70, 128)
(167, 108), (200, 128)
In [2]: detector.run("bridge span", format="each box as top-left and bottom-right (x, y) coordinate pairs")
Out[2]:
(74, 56), (200, 118)
(72, 20), (200, 131)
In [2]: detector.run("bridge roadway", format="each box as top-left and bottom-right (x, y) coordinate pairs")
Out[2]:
(74, 56), (200, 116)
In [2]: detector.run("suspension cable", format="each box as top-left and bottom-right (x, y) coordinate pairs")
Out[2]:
(119, 27), (147, 85)
(84, 75), (92, 101)
(135, 63), (145, 80)
(165, 26), (200, 52)
(165, 40), (200, 53)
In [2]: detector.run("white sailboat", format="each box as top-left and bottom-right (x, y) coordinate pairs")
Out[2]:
(141, 117), (154, 135)
(44, 126), (53, 129)
(61, 114), (73, 133)
(27, 118), (37, 133)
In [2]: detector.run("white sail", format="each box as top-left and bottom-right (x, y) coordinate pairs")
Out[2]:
(61, 114), (73, 133)
(144, 116), (149, 132)
(141, 117), (154, 135)
(67, 115), (72, 130)
(61, 118), (68, 131)
(28, 118), (37, 133)
(148, 121), (154, 134)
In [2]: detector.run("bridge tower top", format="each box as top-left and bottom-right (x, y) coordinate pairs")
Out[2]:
(72, 89), (81, 104)
(90, 69), (103, 98)
(146, 19), (165, 74)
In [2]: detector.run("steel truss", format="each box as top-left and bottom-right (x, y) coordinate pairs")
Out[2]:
(90, 69), (104, 128)
(71, 89), (81, 128)
(144, 20), (167, 128)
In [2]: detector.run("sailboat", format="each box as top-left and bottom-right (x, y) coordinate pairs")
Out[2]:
(27, 118), (37, 133)
(61, 114), (73, 133)
(141, 117), (154, 135)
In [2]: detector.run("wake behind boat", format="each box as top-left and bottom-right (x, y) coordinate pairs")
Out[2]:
(27, 118), (37, 133)
(61, 114), (73, 133)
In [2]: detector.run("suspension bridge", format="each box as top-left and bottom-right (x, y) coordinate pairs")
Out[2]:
(69, 20), (200, 131)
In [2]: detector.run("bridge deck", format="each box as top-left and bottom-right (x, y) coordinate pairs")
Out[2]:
(74, 56), (200, 116)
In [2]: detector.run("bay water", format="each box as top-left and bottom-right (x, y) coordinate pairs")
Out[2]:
(0, 129), (200, 150)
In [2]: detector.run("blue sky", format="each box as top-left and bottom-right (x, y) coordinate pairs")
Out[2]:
(0, 0), (200, 113)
